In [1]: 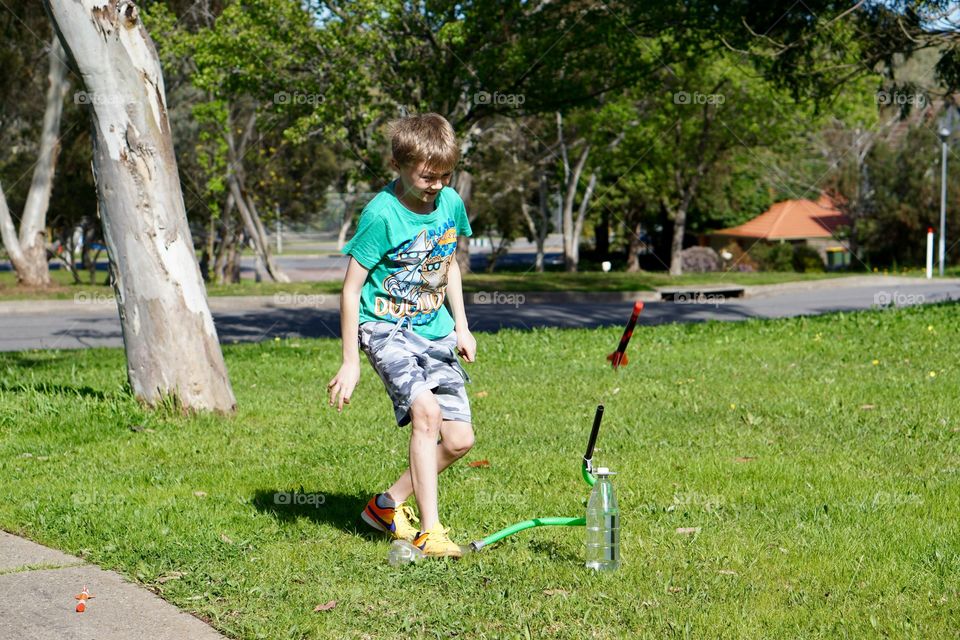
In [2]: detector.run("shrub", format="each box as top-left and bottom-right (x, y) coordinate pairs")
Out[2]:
(750, 242), (794, 271)
(680, 246), (721, 273)
(792, 245), (825, 272)
(718, 242), (757, 272)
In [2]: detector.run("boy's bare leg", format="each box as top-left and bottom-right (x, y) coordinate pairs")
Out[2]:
(385, 418), (474, 507)
(390, 393), (474, 529)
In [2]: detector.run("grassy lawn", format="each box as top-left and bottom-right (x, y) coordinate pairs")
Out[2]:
(0, 267), (879, 301)
(1, 304), (958, 638)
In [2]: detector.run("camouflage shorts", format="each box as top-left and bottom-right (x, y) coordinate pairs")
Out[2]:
(359, 321), (472, 427)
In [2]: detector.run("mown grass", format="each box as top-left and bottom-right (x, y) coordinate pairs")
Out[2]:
(1, 305), (959, 638)
(0, 267), (876, 302)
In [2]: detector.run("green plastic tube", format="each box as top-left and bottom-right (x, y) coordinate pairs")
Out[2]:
(470, 517), (586, 551)
(581, 460), (597, 487)
(468, 461), (597, 551)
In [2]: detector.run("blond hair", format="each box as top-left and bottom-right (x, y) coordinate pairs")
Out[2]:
(390, 113), (459, 170)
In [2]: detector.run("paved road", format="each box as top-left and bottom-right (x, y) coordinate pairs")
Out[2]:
(1, 278), (957, 352)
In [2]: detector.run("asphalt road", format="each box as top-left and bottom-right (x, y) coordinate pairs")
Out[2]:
(1, 278), (957, 352)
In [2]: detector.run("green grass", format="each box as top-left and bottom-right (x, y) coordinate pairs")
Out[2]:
(0, 267), (869, 301)
(2, 306), (959, 638)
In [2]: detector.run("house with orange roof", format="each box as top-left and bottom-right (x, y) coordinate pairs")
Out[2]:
(710, 194), (852, 269)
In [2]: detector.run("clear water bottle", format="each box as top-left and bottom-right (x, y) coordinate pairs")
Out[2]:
(585, 467), (620, 571)
(387, 539), (425, 565)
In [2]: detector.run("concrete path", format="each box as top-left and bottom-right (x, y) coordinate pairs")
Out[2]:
(0, 531), (226, 640)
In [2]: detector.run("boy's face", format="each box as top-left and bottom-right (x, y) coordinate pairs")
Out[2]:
(392, 159), (453, 207)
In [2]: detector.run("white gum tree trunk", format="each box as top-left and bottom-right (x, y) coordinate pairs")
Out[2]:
(43, 0), (236, 413)
(0, 36), (69, 287)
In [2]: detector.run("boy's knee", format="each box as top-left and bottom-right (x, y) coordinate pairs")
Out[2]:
(409, 397), (442, 434)
(442, 428), (474, 458)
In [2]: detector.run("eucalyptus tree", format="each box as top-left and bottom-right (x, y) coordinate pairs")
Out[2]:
(43, 0), (236, 412)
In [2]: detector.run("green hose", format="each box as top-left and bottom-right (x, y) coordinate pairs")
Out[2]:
(468, 461), (596, 551)
(469, 517), (586, 551)
(581, 459), (597, 487)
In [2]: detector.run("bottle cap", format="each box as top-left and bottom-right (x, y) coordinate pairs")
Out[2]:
(595, 467), (615, 476)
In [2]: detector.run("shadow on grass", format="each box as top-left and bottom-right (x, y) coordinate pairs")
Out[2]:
(251, 489), (374, 537)
(0, 381), (107, 399)
(0, 351), (68, 369)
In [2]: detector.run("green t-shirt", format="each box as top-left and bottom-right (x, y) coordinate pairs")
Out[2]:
(343, 181), (473, 340)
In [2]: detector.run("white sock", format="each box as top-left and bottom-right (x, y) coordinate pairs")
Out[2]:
(376, 493), (398, 509)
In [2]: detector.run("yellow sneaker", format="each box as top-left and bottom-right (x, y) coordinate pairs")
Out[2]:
(360, 494), (419, 541)
(413, 524), (463, 558)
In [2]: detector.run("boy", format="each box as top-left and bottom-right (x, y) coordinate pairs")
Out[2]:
(327, 113), (475, 558)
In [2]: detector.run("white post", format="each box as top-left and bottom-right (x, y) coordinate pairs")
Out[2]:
(926, 227), (934, 279)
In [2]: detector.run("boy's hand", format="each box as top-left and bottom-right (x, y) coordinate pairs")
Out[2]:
(327, 361), (360, 412)
(456, 328), (477, 363)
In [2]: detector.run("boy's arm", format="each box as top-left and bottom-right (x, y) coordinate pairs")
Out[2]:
(445, 254), (476, 362)
(327, 257), (368, 411)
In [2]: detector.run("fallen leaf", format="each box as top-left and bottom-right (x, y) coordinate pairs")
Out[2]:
(718, 569), (737, 576)
(193, 491), (207, 498)
(474, 391), (489, 398)
(314, 600), (337, 612)
(542, 589), (568, 597)
(734, 457), (755, 463)
(676, 527), (701, 535)
(468, 460), (490, 468)
(128, 425), (145, 432)
(860, 404), (875, 410)
(668, 586), (682, 594)
(219, 533), (234, 545)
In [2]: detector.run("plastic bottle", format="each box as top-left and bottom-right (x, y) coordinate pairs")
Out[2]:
(585, 467), (620, 571)
(387, 539), (425, 565)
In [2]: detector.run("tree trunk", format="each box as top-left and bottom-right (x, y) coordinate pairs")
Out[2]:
(0, 36), (69, 287)
(668, 204), (687, 276)
(561, 144), (591, 273)
(595, 209), (610, 259)
(453, 169), (473, 274)
(228, 176), (289, 283)
(569, 171), (597, 272)
(626, 219), (642, 273)
(44, 0), (236, 413)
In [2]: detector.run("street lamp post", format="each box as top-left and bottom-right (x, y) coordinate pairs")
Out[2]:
(939, 124), (950, 276)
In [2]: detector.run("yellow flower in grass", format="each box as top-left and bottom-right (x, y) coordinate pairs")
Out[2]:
(929, 371), (937, 378)
(872, 359), (880, 366)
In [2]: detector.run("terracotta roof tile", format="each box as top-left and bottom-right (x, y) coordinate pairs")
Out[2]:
(714, 195), (849, 240)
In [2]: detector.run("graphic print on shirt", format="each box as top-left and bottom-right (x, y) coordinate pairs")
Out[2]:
(376, 219), (457, 325)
